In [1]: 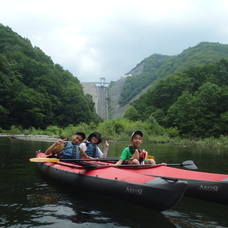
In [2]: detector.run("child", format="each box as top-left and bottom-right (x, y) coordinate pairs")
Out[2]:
(115, 130), (156, 165)
(80, 132), (109, 158)
(45, 132), (90, 159)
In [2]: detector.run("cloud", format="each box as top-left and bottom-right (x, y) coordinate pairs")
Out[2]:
(1, 0), (228, 82)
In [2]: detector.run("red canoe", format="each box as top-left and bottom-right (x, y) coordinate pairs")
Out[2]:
(120, 163), (228, 205)
(33, 152), (188, 211)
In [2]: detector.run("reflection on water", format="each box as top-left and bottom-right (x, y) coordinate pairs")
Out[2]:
(25, 172), (175, 228)
(169, 197), (228, 228)
(0, 137), (228, 227)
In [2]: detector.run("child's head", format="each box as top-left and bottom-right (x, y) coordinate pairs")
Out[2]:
(88, 132), (102, 144)
(130, 130), (143, 148)
(71, 132), (86, 145)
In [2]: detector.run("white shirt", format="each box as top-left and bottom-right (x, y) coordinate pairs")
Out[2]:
(80, 142), (109, 158)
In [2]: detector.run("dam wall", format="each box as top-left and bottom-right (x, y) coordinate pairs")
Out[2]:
(81, 82), (108, 120)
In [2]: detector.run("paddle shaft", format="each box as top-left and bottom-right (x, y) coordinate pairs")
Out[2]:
(167, 164), (194, 167)
(30, 157), (197, 169)
(30, 157), (120, 163)
(74, 160), (197, 169)
(60, 156), (154, 162)
(61, 158), (119, 162)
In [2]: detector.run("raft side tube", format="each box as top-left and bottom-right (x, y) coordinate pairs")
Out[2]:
(36, 162), (187, 211)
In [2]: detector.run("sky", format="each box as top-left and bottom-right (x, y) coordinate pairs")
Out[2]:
(1, 0), (228, 83)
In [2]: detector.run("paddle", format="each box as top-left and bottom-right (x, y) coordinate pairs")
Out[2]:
(167, 160), (198, 170)
(73, 160), (198, 170)
(30, 158), (197, 169)
(30, 155), (155, 163)
(29, 157), (120, 163)
(115, 160), (197, 169)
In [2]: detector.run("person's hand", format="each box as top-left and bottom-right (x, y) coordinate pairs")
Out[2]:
(55, 138), (67, 146)
(105, 141), (109, 147)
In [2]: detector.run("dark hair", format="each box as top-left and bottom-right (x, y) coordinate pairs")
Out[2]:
(75, 132), (86, 140)
(88, 132), (102, 144)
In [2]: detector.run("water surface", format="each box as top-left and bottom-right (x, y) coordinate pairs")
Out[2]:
(0, 137), (228, 227)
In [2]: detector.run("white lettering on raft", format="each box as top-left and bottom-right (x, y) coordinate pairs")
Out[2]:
(125, 187), (143, 195)
(198, 185), (219, 191)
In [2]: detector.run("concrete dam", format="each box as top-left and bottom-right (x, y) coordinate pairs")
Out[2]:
(81, 77), (130, 120)
(81, 79), (108, 120)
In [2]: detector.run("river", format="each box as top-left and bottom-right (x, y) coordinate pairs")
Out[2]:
(0, 137), (228, 228)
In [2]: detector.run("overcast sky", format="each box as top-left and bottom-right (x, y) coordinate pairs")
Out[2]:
(1, 0), (228, 83)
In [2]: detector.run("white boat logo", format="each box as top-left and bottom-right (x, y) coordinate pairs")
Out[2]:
(125, 187), (143, 195)
(198, 185), (219, 191)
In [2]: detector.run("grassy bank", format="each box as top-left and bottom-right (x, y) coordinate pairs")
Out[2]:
(1, 118), (228, 148)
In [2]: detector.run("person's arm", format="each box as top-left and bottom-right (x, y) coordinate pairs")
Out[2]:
(45, 139), (67, 155)
(101, 141), (109, 158)
(79, 142), (87, 152)
(115, 159), (123, 165)
(131, 149), (140, 160)
(97, 147), (103, 158)
(145, 151), (148, 158)
(79, 148), (91, 159)
(115, 147), (128, 165)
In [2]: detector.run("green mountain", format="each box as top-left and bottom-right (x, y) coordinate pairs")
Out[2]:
(124, 58), (228, 138)
(108, 42), (228, 138)
(0, 24), (101, 130)
(119, 42), (228, 107)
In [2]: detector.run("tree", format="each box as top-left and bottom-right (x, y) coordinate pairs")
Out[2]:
(166, 82), (223, 138)
(0, 24), (101, 130)
(124, 106), (141, 121)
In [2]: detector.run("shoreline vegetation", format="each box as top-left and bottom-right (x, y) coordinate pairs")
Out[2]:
(1, 133), (227, 149)
(1, 118), (228, 148)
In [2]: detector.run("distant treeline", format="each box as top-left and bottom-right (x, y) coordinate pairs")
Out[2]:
(0, 24), (101, 130)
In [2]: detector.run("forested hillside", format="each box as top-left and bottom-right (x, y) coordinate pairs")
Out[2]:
(119, 42), (228, 106)
(0, 24), (101, 130)
(2, 23), (228, 139)
(124, 59), (228, 138)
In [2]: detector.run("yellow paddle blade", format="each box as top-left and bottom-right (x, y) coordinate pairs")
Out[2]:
(146, 155), (155, 159)
(29, 158), (60, 162)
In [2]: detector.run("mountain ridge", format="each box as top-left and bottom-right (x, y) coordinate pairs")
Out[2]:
(109, 42), (228, 118)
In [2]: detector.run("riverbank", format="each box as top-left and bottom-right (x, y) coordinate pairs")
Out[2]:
(1, 133), (228, 148)
(0, 134), (58, 142)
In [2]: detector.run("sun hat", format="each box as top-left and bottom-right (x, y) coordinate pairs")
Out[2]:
(131, 130), (143, 138)
(88, 132), (102, 144)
